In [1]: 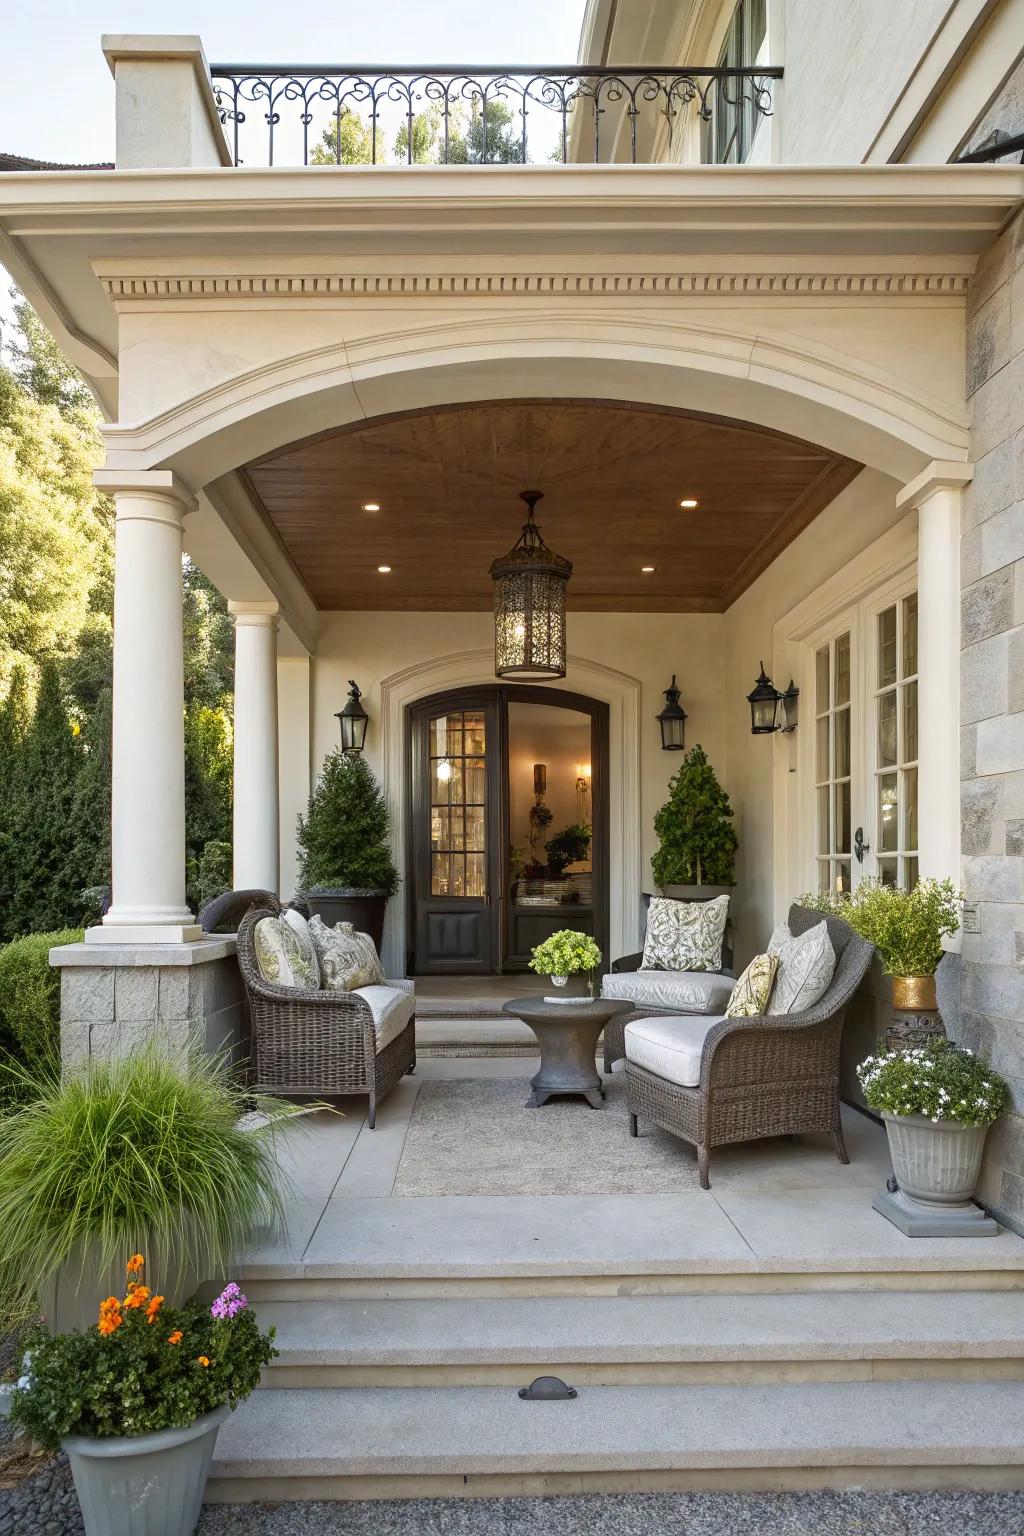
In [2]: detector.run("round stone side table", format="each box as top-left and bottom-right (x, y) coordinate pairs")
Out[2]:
(502, 996), (630, 1109)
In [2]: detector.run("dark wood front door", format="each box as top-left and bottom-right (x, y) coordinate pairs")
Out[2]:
(408, 687), (609, 977)
(409, 696), (501, 974)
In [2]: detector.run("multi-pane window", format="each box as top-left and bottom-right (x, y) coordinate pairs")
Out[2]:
(874, 595), (918, 888)
(429, 710), (487, 898)
(702, 0), (767, 164)
(814, 631), (852, 895)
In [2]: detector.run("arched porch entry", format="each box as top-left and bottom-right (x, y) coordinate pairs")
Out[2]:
(406, 684), (610, 976)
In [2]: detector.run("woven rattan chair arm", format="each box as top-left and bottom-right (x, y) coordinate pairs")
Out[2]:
(246, 976), (375, 1017)
(199, 887), (280, 933)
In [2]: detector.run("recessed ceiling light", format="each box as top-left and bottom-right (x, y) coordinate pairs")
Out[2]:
(679, 498), (699, 509)
(362, 501), (381, 512)
(641, 565), (655, 573)
(377, 564), (391, 573)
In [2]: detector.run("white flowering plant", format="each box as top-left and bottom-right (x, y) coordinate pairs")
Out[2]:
(529, 930), (602, 977)
(858, 1039), (1009, 1128)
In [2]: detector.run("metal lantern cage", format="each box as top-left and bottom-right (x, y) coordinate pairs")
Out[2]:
(490, 491), (573, 680)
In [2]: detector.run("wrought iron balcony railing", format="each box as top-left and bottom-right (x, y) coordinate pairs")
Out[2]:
(209, 64), (781, 168)
(955, 131), (1024, 164)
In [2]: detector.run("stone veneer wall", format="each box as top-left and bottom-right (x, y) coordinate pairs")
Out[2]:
(959, 202), (1024, 1225)
(53, 939), (248, 1070)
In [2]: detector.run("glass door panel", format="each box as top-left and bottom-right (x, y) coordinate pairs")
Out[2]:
(814, 629), (854, 896)
(871, 594), (919, 888)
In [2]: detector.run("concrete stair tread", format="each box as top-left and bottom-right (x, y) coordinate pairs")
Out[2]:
(213, 1380), (1024, 1477)
(260, 1291), (1024, 1365)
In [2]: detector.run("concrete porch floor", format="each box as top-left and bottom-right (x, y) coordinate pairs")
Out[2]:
(243, 1058), (1024, 1280)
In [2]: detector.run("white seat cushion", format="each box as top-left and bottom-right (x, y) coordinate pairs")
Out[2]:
(601, 970), (733, 1015)
(624, 1014), (724, 1088)
(353, 985), (415, 1051)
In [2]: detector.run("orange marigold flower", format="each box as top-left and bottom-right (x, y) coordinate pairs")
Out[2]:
(123, 1285), (150, 1311)
(145, 1295), (165, 1323)
(167, 1330), (183, 1345)
(97, 1312), (123, 1337)
(126, 1254), (145, 1275)
(197, 1355), (210, 1367)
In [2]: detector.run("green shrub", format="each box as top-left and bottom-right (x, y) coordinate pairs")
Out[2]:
(10, 1264), (275, 1447)
(0, 928), (81, 1069)
(652, 744), (737, 888)
(529, 929), (602, 977)
(0, 1047), (304, 1315)
(297, 749), (399, 896)
(858, 1038), (1009, 1128)
(186, 838), (233, 914)
(796, 878), (961, 976)
(544, 823), (591, 878)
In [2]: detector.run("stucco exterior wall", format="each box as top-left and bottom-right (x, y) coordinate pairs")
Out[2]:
(779, 0), (948, 164)
(959, 205), (1024, 1224)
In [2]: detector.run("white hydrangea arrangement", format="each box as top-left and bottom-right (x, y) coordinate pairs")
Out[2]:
(529, 930), (602, 978)
(858, 1038), (1009, 1128)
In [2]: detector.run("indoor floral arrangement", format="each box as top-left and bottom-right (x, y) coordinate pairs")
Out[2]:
(858, 1038), (1009, 1221)
(651, 744), (737, 897)
(9, 1255), (276, 1536)
(0, 1046), (301, 1333)
(530, 929), (602, 997)
(296, 747), (399, 947)
(799, 877), (962, 1009)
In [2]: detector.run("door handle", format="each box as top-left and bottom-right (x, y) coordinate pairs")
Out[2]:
(854, 826), (870, 863)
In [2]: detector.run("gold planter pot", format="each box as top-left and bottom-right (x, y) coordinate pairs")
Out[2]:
(891, 974), (937, 1012)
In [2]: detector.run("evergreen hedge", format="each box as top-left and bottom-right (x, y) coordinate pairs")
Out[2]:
(0, 928), (82, 1070)
(297, 751), (399, 896)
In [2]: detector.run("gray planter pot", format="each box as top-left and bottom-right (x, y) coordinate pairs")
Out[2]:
(882, 1111), (989, 1207)
(63, 1403), (230, 1536)
(40, 1233), (211, 1336)
(305, 889), (388, 951)
(655, 885), (734, 903)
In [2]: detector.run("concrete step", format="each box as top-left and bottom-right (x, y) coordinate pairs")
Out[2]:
(257, 1291), (1024, 1386)
(415, 1017), (540, 1056)
(207, 1379), (1024, 1500)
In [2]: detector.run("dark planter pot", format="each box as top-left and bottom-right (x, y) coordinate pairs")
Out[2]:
(306, 889), (388, 950)
(653, 885), (735, 903)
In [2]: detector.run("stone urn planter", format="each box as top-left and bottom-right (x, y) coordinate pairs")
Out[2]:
(306, 887), (388, 951)
(874, 1112), (997, 1236)
(63, 1404), (230, 1536)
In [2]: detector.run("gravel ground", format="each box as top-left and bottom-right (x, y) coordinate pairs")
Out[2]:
(3, 1432), (1024, 1536)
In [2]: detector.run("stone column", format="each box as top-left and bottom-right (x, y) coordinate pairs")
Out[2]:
(229, 601), (281, 893)
(897, 462), (973, 887)
(88, 470), (202, 945)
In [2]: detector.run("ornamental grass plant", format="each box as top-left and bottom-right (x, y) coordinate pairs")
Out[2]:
(858, 1038), (1009, 1128)
(9, 1255), (276, 1447)
(0, 1046), (301, 1317)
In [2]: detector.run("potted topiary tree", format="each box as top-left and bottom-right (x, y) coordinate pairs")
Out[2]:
(296, 749), (399, 949)
(651, 744), (737, 901)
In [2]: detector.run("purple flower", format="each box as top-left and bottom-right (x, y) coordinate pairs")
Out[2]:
(210, 1282), (248, 1321)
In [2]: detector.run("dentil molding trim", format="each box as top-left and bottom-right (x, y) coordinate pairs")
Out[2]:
(99, 271), (971, 300)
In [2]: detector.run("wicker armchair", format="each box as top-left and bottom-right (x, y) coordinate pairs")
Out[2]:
(602, 923), (736, 1074)
(235, 907), (415, 1126)
(198, 888), (281, 933)
(625, 905), (874, 1188)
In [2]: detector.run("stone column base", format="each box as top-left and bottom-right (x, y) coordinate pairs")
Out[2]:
(49, 938), (247, 1069)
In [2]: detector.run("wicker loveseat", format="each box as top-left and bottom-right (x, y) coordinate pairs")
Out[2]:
(624, 904), (874, 1189)
(235, 906), (415, 1125)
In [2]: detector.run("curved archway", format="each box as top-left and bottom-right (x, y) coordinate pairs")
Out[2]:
(103, 315), (969, 492)
(376, 646), (642, 976)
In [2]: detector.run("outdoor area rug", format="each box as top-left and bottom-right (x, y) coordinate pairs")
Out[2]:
(392, 1072), (703, 1196)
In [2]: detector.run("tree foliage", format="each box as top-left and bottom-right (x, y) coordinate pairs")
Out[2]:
(651, 744), (738, 888)
(297, 750), (399, 896)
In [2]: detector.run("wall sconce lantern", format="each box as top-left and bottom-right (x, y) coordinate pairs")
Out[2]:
(336, 679), (369, 755)
(747, 664), (799, 735)
(657, 675), (688, 751)
(533, 763), (547, 796)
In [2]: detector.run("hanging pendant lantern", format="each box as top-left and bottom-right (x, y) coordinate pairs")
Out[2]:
(490, 490), (572, 680)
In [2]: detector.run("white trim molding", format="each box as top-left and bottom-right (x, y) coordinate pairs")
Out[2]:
(376, 647), (643, 978)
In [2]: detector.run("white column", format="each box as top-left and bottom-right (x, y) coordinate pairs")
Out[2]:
(897, 461), (972, 888)
(87, 470), (202, 944)
(229, 602), (281, 893)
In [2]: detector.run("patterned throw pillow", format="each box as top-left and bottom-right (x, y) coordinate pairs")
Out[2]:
(641, 895), (730, 974)
(253, 914), (320, 989)
(309, 915), (386, 992)
(766, 921), (836, 1015)
(725, 953), (779, 1019)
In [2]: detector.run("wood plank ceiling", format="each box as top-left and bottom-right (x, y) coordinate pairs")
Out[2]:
(241, 400), (861, 612)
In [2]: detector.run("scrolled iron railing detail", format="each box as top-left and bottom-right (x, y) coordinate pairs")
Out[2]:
(209, 65), (781, 167)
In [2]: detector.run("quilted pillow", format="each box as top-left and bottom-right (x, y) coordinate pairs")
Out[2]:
(724, 952), (779, 1019)
(309, 915), (385, 992)
(767, 921), (836, 1015)
(253, 914), (320, 989)
(641, 895), (729, 974)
